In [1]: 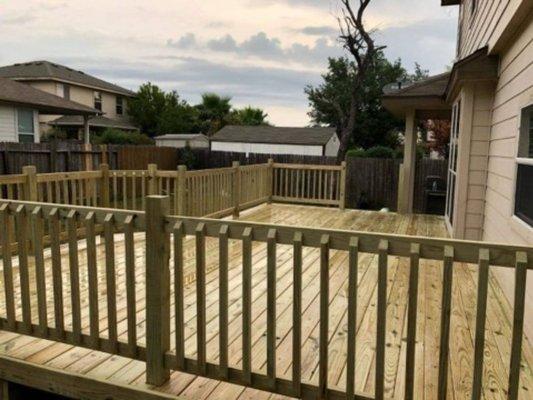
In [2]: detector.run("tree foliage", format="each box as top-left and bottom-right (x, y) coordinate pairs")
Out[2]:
(306, 53), (425, 150)
(128, 85), (268, 137)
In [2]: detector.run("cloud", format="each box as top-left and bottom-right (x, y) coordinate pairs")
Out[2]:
(167, 33), (196, 49)
(1, 14), (37, 25)
(207, 35), (239, 52)
(298, 26), (338, 36)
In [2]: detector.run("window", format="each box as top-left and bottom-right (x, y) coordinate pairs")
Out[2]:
(64, 84), (70, 100)
(515, 105), (533, 226)
(116, 96), (123, 115)
(446, 100), (461, 228)
(94, 91), (102, 111)
(17, 109), (35, 143)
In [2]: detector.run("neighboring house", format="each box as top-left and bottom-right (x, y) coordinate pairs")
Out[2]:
(154, 134), (210, 149)
(383, 0), (533, 335)
(0, 77), (98, 143)
(210, 125), (339, 157)
(0, 60), (137, 137)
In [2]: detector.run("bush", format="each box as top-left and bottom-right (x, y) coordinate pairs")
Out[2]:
(92, 128), (154, 145)
(364, 146), (395, 158)
(346, 148), (367, 158)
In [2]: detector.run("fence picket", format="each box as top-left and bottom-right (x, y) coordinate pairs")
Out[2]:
(267, 228), (277, 385)
(85, 211), (100, 348)
(67, 210), (82, 344)
(242, 226), (253, 384)
(196, 222), (207, 375)
(405, 243), (420, 400)
(31, 206), (47, 334)
(219, 224), (229, 378)
(438, 245), (454, 400)
(375, 239), (389, 400)
(104, 213), (118, 351)
(124, 215), (137, 357)
(292, 231), (303, 396)
(319, 234), (330, 398)
(346, 237), (359, 399)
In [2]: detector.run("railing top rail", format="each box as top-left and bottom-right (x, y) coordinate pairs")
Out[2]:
(184, 166), (237, 177)
(272, 163), (341, 170)
(2, 197), (528, 268)
(0, 199), (146, 229)
(0, 174), (26, 184)
(36, 170), (102, 183)
(240, 163), (269, 171)
(162, 213), (533, 269)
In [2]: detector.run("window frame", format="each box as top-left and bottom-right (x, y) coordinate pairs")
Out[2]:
(16, 108), (35, 143)
(116, 95), (123, 115)
(513, 104), (533, 227)
(94, 91), (102, 111)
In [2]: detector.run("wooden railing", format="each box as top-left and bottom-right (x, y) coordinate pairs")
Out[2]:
(1, 197), (529, 399)
(272, 162), (346, 209)
(0, 161), (345, 217)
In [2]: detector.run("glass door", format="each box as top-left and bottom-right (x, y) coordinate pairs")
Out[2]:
(445, 101), (461, 229)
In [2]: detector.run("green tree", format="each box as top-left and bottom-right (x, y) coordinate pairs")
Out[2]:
(306, 52), (416, 150)
(157, 91), (201, 134)
(196, 93), (233, 135)
(230, 106), (269, 126)
(127, 82), (167, 137)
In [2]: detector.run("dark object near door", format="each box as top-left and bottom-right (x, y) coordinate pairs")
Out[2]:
(425, 175), (446, 215)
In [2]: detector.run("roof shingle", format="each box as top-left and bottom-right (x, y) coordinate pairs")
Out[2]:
(0, 61), (135, 97)
(212, 126), (336, 146)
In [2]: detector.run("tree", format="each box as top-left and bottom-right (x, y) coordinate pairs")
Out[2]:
(127, 83), (167, 136)
(196, 93), (233, 135)
(157, 91), (201, 134)
(306, 54), (409, 150)
(230, 106), (269, 126)
(333, 0), (385, 162)
(423, 119), (451, 157)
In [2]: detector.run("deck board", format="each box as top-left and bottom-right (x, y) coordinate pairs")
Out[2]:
(0, 203), (532, 400)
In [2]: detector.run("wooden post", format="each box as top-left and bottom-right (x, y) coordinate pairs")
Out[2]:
(83, 115), (91, 145)
(148, 163), (158, 195)
(267, 158), (274, 203)
(22, 165), (37, 202)
(99, 164), (110, 208)
(339, 161), (346, 210)
(232, 161), (241, 218)
(84, 143), (93, 171)
(398, 108), (417, 214)
(177, 165), (187, 215)
(145, 195), (171, 386)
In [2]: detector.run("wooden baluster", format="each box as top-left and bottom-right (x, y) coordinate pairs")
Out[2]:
(319, 234), (330, 398)
(71, 178), (77, 205)
(49, 207), (64, 339)
(471, 248), (490, 400)
(113, 173), (118, 209)
(242, 227), (253, 384)
(122, 172), (128, 209)
(141, 172), (146, 210)
(508, 251), (527, 400)
(67, 210), (82, 345)
(196, 222), (207, 375)
(284, 168), (288, 198)
(124, 215), (137, 357)
(0, 204), (15, 330)
(292, 231), (303, 396)
(375, 239), (389, 400)
(318, 169), (323, 200)
(346, 237), (359, 400)
(174, 221), (185, 369)
(438, 245), (454, 400)
(31, 207), (47, 335)
(132, 173), (137, 210)
(104, 213), (118, 352)
(405, 243), (420, 400)
(14, 205), (31, 334)
(219, 224), (229, 378)
(267, 229), (277, 386)
(85, 212), (99, 348)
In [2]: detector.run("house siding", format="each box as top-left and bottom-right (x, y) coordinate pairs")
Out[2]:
(210, 141), (325, 156)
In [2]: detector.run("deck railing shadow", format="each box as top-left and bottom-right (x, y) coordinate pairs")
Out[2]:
(0, 162), (531, 400)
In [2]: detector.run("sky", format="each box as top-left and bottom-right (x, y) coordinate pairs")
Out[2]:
(0, 0), (458, 126)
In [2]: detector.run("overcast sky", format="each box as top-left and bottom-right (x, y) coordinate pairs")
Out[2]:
(0, 0), (458, 126)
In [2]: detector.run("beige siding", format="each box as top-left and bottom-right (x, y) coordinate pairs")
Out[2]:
(210, 141), (325, 156)
(456, 0), (527, 59)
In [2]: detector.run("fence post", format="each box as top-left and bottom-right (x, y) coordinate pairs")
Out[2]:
(267, 158), (274, 203)
(177, 165), (187, 215)
(148, 163), (158, 195)
(145, 195), (171, 385)
(232, 161), (241, 218)
(99, 163), (110, 208)
(339, 161), (347, 210)
(22, 165), (37, 202)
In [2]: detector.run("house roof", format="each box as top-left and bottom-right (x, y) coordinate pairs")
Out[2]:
(0, 61), (136, 97)
(155, 134), (209, 141)
(0, 77), (99, 116)
(381, 73), (452, 119)
(211, 126), (336, 146)
(382, 72), (450, 99)
(49, 115), (139, 131)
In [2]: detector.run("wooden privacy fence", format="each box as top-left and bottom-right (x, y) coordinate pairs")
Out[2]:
(0, 197), (531, 400)
(0, 161), (345, 218)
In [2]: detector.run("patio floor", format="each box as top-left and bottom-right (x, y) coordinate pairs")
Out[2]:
(0, 203), (532, 399)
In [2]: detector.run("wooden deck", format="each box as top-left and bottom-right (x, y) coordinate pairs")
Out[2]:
(0, 203), (531, 399)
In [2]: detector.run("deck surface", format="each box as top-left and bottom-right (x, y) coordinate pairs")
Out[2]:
(0, 203), (532, 399)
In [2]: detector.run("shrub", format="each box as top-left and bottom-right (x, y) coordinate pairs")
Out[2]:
(92, 128), (154, 145)
(346, 148), (367, 158)
(364, 146), (395, 159)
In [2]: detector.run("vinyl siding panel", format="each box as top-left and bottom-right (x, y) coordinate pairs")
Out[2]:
(210, 141), (325, 156)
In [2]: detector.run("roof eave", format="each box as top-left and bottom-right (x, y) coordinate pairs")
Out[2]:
(11, 77), (136, 97)
(0, 99), (99, 116)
